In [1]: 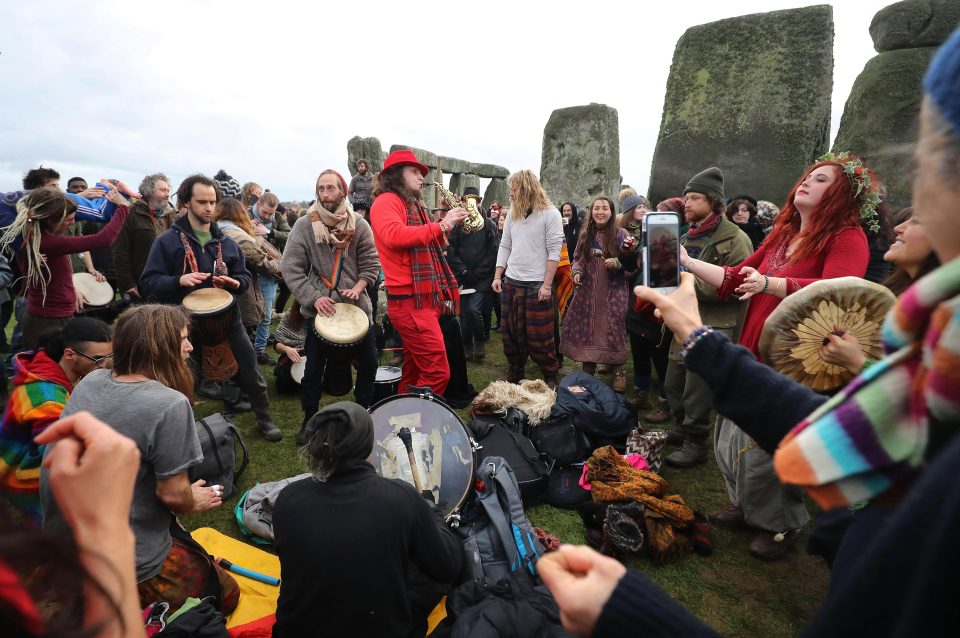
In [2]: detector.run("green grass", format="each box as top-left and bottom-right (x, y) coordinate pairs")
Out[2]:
(182, 319), (828, 638)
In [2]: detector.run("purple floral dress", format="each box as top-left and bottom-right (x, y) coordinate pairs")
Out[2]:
(560, 227), (630, 364)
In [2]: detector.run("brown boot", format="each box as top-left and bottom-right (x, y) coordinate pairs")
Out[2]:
(645, 397), (671, 423)
(582, 362), (597, 375)
(749, 530), (799, 561)
(473, 341), (486, 361)
(612, 365), (626, 393)
(708, 503), (748, 530)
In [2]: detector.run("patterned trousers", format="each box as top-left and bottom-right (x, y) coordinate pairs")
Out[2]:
(500, 281), (560, 378)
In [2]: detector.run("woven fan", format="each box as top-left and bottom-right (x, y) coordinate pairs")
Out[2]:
(758, 277), (896, 392)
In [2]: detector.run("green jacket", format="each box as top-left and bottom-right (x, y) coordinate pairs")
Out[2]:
(671, 217), (753, 358)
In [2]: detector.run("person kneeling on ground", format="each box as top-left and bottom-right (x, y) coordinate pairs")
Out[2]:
(272, 401), (462, 638)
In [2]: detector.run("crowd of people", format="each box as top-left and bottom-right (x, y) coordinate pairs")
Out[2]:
(0, 23), (958, 638)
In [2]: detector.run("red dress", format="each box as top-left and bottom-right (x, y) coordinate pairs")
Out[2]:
(717, 226), (869, 358)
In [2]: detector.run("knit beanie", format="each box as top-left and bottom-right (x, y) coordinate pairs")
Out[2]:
(925, 26), (960, 135)
(683, 167), (724, 199)
(213, 170), (242, 200)
(316, 170), (350, 201)
(621, 194), (649, 214)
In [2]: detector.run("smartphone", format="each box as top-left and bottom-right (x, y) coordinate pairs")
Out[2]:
(642, 212), (680, 294)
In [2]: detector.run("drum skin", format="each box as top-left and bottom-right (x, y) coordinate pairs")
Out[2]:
(313, 303), (369, 348)
(72, 272), (115, 307)
(369, 394), (475, 519)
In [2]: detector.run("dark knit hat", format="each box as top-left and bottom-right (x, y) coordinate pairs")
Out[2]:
(213, 170), (242, 200)
(684, 167), (724, 199)
(621, 194), (649, 214)
(732, 194), (757, 207)
(463, 186), (481, 198)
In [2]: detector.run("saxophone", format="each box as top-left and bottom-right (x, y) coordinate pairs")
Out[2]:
(430, 182), (485, 234)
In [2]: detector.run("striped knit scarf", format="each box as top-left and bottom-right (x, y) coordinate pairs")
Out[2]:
(407, 202), (460, 314)
(774, 258), (960, 509)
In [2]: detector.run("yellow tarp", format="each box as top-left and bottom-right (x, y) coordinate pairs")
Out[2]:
(191, 527), (447, 635)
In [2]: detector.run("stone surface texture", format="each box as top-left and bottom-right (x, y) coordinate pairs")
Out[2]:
(648, 6), (834, 205)
(541, 103), (621, 208)
(347, 136), (384, 175)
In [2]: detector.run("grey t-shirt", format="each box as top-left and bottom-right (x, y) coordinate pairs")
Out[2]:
(40, 369), (202, 581)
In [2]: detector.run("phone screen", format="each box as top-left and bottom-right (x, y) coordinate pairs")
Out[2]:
(644, 214), (680, 290)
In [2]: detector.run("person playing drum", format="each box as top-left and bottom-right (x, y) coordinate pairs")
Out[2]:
(139, 174), (282, 442)
(281, 169), (381, 444)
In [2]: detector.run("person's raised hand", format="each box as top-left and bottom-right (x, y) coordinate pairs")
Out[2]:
(314, 296), (337, 317)
(339, 285), (361, 301)
(445, 207), (470, 226)
(104, 185), (127, 206)
(819, 332), (867, 374)
(36, 412), (140, 536)
(212, 274), (240, 289)
(634, 271), (703, 343)
(179, 272), (210, 288)
(78, 186), (106, 200)
(538, 545), (627, 637)
(734, 266), (765, 301)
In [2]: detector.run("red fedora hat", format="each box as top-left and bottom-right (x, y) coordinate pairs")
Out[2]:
(382, 149), (430, 177)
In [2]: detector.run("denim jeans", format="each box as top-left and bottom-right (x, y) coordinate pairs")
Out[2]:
(254, 276), (279, 351)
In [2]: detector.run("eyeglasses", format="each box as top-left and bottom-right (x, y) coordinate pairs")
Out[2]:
(73, 350), (113, 366)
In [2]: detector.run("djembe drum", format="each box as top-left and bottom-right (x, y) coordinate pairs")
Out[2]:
(182, 288), (239, 381)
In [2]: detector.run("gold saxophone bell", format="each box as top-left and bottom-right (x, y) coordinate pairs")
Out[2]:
(429, 182), (485, 234)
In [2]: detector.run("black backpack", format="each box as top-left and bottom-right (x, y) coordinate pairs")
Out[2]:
(468, 412), (551, 506)
(189, 413), (249, 499)
(528, 412), (591, 466)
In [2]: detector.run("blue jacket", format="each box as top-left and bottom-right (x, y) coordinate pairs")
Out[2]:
(139, 215), (251, 305)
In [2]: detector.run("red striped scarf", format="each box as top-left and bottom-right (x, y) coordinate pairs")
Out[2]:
(407, 203), (460, 314)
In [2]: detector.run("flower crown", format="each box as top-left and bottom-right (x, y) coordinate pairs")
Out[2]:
(817, 152), (883, 233)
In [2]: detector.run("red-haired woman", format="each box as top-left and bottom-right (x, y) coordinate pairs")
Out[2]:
(678, 154), (875, 560)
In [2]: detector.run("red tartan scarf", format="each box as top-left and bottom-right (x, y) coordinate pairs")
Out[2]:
(406, 202), (459, 314)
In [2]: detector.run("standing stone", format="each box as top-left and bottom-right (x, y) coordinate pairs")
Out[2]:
(448, 173), (480, 195)
(347, 136), (384, 175)
(484, 178), (509, 208)
(833, 48), (938, 209)
(540, 103), (620, 208)
(470, 163), (510, 179)
(870, 0), (960, 52)
(835, 0), (960, 209)
(648, 6), (834, 205)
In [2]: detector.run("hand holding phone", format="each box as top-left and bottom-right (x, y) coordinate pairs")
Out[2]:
(642, 213), (681, 295)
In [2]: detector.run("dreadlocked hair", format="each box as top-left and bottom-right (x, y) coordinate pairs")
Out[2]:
(0, 189), (74, 304)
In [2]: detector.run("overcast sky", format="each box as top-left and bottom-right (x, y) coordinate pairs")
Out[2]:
(0, 0), (895, 201)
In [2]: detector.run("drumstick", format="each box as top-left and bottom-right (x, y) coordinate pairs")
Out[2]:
(397, 427), (423, 493)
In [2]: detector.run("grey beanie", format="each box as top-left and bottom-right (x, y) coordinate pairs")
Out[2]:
(620, 194), (650, 214)
(683, 167), (725, 199)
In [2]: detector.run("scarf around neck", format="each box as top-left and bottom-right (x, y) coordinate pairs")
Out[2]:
(685, 213), (721, 239)
(307, 198), (356, 251)
(406, 201), (460, 314)
(773, 258), (960, 509)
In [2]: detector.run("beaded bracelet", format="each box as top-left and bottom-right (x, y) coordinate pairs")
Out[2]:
(680, 326), (715, 360)
(760, 275), (769, 295)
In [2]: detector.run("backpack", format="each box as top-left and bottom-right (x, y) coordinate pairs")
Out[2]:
(468, 412), (551, 505)
(528, 412), (591, 467)
(458, 456), (546, 585)
(234, 474), (311, 543)
(189, 413), (249, 500)
(553, 372), (636, 444)
(545, 463), (591, 509)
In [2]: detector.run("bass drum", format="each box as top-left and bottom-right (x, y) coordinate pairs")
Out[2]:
(369, 394), (476, 521)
